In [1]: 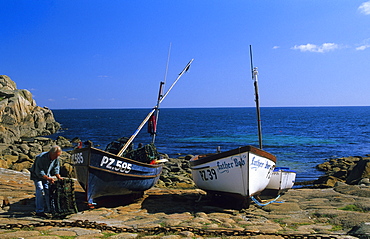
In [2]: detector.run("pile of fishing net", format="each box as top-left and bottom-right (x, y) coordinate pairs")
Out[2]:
(105, 137), (159, 164)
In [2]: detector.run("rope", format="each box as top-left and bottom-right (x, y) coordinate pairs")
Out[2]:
(250, 195), (283, 206)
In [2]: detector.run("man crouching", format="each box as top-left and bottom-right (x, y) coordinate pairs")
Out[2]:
(30, 145), (63, 218)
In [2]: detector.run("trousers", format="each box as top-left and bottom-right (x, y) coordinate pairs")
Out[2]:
(33, 179), (51, 213)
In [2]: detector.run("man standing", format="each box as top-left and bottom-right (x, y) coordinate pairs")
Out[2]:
(30, 145), (63, 217)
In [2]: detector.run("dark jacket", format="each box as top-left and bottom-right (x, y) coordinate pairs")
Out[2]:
(30, 152), (60, 180)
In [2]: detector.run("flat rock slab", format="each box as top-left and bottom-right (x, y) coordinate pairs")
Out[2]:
(1, 168), (370, 238)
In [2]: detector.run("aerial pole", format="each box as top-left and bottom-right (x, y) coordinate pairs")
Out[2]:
(249, 45), (263, 149)
(151, 43), (172, 144)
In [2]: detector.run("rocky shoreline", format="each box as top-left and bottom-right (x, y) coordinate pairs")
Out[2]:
(0, 136), (370, 239)
(1, 139), (370, 239)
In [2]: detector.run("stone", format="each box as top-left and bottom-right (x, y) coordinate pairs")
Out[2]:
(359, 178), (370, 186)
(0, 230), (41, 238)
(347, 159), (370, 185)
(314, 156), (370, 188)
(0, 75), (60, 144)
(348, 222), (370, 239)
(314, 175), (345, 187)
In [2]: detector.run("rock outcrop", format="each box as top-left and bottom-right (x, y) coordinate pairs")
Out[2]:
(157, 155), (196, 188)
(0, 75), (65, 173)
(0, 75), (60, 144)
(314, 155), (370, 187)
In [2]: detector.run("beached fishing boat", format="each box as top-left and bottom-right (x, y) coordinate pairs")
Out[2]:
(189, 46), (276, 208)
(262, 167), (296, 196)
(190, 146), (276, 207)
(71, 144), (163, 206)
(71, 59), (193, 207)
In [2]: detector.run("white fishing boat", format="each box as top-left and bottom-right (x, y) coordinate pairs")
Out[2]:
(190, 146), (276, 208)
(189, 46), (277, 208)
(262, 167), (296, 196)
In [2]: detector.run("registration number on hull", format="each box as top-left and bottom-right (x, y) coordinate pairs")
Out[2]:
(198, 168), (218, 181)
(100, 156), (132, 173)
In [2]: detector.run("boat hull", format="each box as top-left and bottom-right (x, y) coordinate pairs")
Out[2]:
(263, 167), (296, 196)
(190, 145), (276, 206)
(71, 147), (162, 204)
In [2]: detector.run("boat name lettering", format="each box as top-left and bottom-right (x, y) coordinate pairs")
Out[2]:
(71, 152), (83, 164)
(216, 161), (233, 171)
(100, 156), (132, 173)
(250, 157), (265, 170)
(265, 161), (273, 169)
(199, 169), (218, 181)
(233, 157), (246, 167)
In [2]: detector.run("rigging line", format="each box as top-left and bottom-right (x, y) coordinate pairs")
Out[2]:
(163, 42), (172, 86)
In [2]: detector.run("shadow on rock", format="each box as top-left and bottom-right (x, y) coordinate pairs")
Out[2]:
(89, 192), (145, 209)
(0, 197), (35, 218)
(141, 191), (243, 214)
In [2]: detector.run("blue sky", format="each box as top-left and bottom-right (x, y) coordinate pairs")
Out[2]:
(1, 0), (369, 109)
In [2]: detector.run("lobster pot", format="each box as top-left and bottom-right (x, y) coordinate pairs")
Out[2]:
(49, 178), (78, 218)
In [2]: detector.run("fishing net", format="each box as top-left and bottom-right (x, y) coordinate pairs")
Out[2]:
(105, 137), (134, 154)
(123, 143), (159, 163)
(105, 137), (159, 164)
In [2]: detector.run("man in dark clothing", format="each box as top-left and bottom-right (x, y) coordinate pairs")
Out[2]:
(29, 145), (63, 217)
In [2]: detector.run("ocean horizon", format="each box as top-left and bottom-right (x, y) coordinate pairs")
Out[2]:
(50, 105), (369, 110)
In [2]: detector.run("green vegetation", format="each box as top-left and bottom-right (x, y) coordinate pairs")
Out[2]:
(18, 226), (35, 231)
(330, 224), (343, 231)
(273, 218), (288, 224)
(339, 204), (363, 212)
(102, 231), (117, 238)
(288, 222), (311, 230)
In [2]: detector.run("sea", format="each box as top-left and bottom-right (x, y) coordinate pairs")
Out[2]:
(50, 106), (370, 183)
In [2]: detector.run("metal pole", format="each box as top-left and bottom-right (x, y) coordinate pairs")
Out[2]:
(249, 45), (263, 149)
(151, 43), (172, 144)
(151, 81), (165, 144)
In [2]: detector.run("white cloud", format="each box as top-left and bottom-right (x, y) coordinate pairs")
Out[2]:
(356, 45), (370, 50)
(359, 1), (370, 15)
(68, 98), (78, 101)
(291, 43), (339, 53)
(356, 38), (370, 50)
(272, 46), (280, 49)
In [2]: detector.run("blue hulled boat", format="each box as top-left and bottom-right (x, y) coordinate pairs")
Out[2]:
(70, 59), (194, 207)
(71, 145), (162, 206)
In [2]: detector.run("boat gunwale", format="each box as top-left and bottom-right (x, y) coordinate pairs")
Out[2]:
(71, 147), (163, 168)
(189, 145), (276, 167)
(273, 167), (296, 173)
(87, 165), (161, 178)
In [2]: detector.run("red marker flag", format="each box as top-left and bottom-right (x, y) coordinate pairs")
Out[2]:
(148, 114), (157, 135)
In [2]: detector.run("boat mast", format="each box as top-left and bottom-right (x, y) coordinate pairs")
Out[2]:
(117, 58), (194, 157)
(151, 43), (172, 144)
(249, 45), (263, 149)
